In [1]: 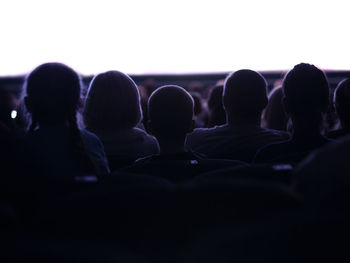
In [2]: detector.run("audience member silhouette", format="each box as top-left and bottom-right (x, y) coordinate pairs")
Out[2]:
(0, 89), (20, 136)
(294, 134), (350, 213)
(206, 85), (226, 127)
(83, 71), (159, 171)
(255, 63), (332, 165)
(186, 70), (289, 162)
(327, 78), (350, 139)
(123, 85), (244, 181)
(23, 63), (110, 180)
(262, 86), (289, 131)
(190, 91), (206, 128)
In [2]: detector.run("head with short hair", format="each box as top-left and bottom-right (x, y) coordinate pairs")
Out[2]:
(333, 78), (350, 126)
(282, 63), (329, 119)
(83, 71), (142, 131)
(223, 69), (268, 123)
(148, 85), (194, 141)
(24, 62), (81, 128)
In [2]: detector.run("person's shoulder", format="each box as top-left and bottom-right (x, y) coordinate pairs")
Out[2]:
(327, 128), (350, 139)
(254, 139), (291, 163)
(132, 127), (160, 152)
(133, 127), (157, 142)
(81, 129), (101, 143)
(188, 125), (227, 139)
(80, 129), (105, 151)
(260, 127), (290, 139)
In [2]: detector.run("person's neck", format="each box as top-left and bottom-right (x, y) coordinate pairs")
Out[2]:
(158, 138), (186, 154)
(291, 118), (323, 139)
(227, 114), (261, 126)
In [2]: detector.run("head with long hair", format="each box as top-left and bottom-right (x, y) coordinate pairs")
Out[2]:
(83, 70), (142, 131)
(24, 62), (81, 130)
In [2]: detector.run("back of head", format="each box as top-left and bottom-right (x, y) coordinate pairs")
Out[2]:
(262, 86), (288, 131)
(148, 85), (194, 140)
(207, 85), (226, 127)
(83, 71), (141, 131)
(223, 70), (268, 121)
(283, 63), (329, 118)
(24, 63), (81, 127)
(208, 85), (223, 111)
(190, 92), (203, 116)
(334, 78), (350, 125)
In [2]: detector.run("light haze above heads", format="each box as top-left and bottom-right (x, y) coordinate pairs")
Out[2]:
(1, 0), (349, 76)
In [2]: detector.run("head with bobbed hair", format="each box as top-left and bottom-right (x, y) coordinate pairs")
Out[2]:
(83, 70), (142, 131)
(333, 78), (350, 127)
(223, 69), (268, 124)
(148, 85), (194, 141)
(24, 62), (81, 129)
(282, 63), (329, 118)
(262, 86), (288, 131)
(207, 85), (226, 127)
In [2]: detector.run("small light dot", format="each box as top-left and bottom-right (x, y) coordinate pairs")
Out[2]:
(11, 110), (17, 119)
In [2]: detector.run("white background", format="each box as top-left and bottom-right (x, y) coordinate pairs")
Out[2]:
(0, 0), (349, 75)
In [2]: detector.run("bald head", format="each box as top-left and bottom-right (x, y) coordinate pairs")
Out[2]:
(148, 85), (194, 140)
(334, 78), (350, 126)
(223, 69), (268, 123)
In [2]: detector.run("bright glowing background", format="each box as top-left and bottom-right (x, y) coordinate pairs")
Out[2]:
(0, 0), (349, 75)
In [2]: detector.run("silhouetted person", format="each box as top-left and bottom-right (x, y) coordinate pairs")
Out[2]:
(255, 63), (332, 165)
(262, 86), (289, 131)
(83, 71), (159, 171)
(207, 85), (226, 127)
(186, 70), (289, 162)
(327, 78), (350, 139)
(123, 85), (244, 181)
(0, 89), (21, 136)
(23, 63), (110, 180)
(190, 91), (206, 128)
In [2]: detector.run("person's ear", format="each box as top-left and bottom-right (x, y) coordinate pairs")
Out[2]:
(24, 96), (32, 112)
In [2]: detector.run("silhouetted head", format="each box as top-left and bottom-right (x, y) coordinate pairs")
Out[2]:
(262, 86), (288, 131)
(83, 71), (142, 131)
(223, 70), (268, 124)
(24, 63), (81, 128)
(282, 63), (329, 120)
(148, 85), (194, 142)
(207, 85), (226, 127)
(333, 78), (350, 127)
(190, 92), (203, 116)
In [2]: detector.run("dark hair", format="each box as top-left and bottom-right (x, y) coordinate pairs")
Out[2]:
(25, 63), (81, 129)
(283, 63), (329, 117)
(148, 85), (194, 139)
(207, 85), (226, 127)
(190, 92), (203, 116)
(24, 62), (96, 174)
(223, 69), (267, 119)
(83, 71), (142, 131)
(334, 78), (350, 125)
(262, 86), (288, 131)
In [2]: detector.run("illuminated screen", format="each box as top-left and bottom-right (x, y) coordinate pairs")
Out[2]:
(1, 0), (349, 75)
